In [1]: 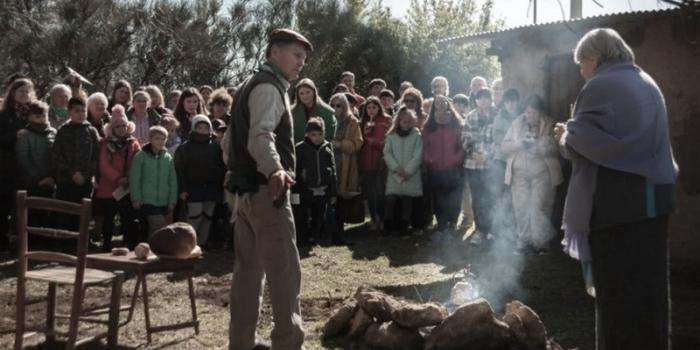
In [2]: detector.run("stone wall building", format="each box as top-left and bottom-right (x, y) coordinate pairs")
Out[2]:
(443, 8), (700, 259)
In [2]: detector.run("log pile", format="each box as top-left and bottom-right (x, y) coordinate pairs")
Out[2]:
(323, 287), (568, 350)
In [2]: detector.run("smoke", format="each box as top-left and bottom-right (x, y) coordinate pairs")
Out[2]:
(432, 163), (527, 312)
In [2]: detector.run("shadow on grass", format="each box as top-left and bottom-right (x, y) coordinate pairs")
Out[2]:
(25, 339), (139, 349)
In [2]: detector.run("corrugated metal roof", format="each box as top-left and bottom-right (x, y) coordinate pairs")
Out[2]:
(439, 8), (681, 44)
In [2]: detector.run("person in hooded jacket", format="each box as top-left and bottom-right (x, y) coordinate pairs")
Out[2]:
(16, 101), (56, 233)
(130, 125), (177, 242)
(293, 117), (338, 245)
(95, 105), (141, 251)
(382, 106), (422, 236)
(175, 115), (226, 247)
(52, 97), (100, 231)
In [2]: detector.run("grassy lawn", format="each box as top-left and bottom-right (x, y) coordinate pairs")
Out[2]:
(1, 224), (698, 350)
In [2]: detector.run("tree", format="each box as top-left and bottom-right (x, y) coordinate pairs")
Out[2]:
(0, 0), (500, 99)
(403, 0), (502, 95)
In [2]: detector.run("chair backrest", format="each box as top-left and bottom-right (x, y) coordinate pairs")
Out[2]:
(15, 191), (92, 284)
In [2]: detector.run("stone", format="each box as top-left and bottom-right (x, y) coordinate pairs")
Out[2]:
(424, 298), (513, 350)
(322, 298), (358, 339)
(348, 306), (374, 338)
(504, 300), (547, 350)
(391, 301), (448, 328)
(364, 322), (423, 350)
(354, 287), (401, 321)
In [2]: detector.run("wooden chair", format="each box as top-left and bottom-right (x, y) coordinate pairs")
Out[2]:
(14, 191), (124, 350)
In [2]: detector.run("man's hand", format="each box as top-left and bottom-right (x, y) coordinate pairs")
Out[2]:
(268, 170), (296, 207)
(167, 204), (175, 213)
(179, 192), (189, 201)
(38, 177), (55, 187)
(118, 177), (129, 187)
(72, 172), (85, 185)
(396, 167), (407, 179)
(132, 201), (143, 210)
(554, 123), (567, 143)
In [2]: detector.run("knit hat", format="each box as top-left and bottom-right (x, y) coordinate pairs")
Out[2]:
(104, 104), (135, 137)
(191, 114), (212, 131)
(149, 222), (202, 259)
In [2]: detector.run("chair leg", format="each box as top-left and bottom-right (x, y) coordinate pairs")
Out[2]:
(187, 273), (199, 334)
(66, 282), (85, 350)
(14, 277), (25, 350)
(141, 274), (152, 343)
(46, 282), (57, 346)
(107, 271), (124, 349)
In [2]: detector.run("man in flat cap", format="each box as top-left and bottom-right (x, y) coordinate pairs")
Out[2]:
(227, 28), (312, 350)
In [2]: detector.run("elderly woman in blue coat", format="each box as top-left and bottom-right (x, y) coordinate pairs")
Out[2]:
(555, 28), (677, 350)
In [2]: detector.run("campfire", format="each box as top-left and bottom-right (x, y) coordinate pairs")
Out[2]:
(323, 283), (570, 350)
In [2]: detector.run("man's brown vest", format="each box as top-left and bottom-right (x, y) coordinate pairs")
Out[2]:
(228, 65), (295, 194)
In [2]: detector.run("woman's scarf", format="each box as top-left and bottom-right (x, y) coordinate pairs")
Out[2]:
(107, 135), (131, 155)
(561, 62), (677, 263)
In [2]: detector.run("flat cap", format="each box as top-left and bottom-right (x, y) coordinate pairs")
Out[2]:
(269, 28), (313, 52)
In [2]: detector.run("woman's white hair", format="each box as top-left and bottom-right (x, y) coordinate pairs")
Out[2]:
(87, 92), (108, 107)
(574, 28), (635, 65)
(49, 83), (71, 97)
(431, 76), (450, 96)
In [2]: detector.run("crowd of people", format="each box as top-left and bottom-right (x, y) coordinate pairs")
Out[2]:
(0, 63), (567, 256)
(0, 26), (679, 350)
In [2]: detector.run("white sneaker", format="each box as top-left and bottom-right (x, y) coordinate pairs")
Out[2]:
(470, 234), (483, 246)
(486, 233), (495, 241)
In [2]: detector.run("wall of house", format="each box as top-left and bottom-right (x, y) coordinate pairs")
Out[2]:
(496, 13), (700, 260)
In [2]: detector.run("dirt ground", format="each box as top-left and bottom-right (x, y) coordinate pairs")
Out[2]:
(1, 224), (699, 350)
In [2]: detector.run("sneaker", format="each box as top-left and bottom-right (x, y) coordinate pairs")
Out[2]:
(459, 218), (473, 229)
(469, 234), (483, 246)
(250, 342), (271, 350)
(486, 233), (495, 241)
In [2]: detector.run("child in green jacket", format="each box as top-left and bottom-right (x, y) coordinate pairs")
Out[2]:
(129, 126), (177, 247)
(16, 101), (56, 230)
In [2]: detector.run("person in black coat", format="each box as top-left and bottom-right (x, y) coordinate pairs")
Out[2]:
(174, 115), (226, 247)
(292, 117), (338, 245)
(0, 78), (35, 250)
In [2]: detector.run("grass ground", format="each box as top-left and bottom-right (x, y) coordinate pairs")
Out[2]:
(1, 224), (699, 350)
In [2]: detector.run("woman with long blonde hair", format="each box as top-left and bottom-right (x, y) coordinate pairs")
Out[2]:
(329, 93), (363, 235)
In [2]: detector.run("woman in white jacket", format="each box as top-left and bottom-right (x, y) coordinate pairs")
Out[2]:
(501, 95), (562, 253)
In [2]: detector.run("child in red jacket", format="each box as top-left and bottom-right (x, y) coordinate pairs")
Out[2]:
(422, 95), (465, 240)
(359, 96), (391, 231)
(95, 105), (141, 251)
